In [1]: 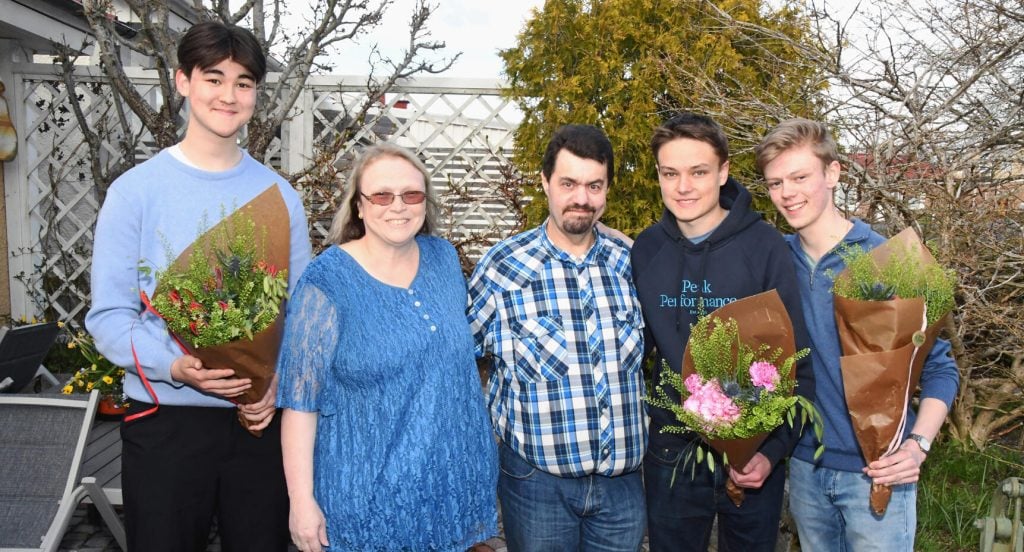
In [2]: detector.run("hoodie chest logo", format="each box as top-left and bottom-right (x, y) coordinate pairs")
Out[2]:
(659, 279), (738, 314)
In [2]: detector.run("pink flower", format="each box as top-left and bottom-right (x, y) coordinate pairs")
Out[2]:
(683, 377), (741, 428)
(749, 361), (780, 392)
(684, 373), (703, 394)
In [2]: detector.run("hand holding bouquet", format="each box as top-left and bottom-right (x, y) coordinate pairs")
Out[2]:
(649, 290), (821, 506)
(137, 187), (293, 435)
(832, 227), (956, 514)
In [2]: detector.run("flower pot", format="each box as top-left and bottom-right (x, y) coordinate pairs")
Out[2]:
(97, 396), (127, 420)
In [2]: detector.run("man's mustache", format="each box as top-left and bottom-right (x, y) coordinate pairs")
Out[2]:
(563, 204), (596, 214)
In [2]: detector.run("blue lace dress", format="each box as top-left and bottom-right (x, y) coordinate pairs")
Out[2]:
(276, 236), (498, 550)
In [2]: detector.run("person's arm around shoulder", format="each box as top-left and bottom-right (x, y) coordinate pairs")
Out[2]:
(596, 221), (633, 247)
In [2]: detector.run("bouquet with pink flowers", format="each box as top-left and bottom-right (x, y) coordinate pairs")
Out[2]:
(649, 290), (822, 505)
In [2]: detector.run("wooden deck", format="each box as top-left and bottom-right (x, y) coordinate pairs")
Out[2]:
(82, 419), (122, 506)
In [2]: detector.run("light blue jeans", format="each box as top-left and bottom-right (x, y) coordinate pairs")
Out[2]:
(789, 457), (916, 551)
(497, 443), (646, 552)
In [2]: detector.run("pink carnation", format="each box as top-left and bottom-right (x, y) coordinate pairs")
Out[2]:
(684, 373), (703, 394)
(682, 376), (741, 427)
(749, 361), (780, 392)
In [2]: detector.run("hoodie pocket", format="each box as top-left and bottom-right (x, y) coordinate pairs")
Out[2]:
(510, 315), (570, 382)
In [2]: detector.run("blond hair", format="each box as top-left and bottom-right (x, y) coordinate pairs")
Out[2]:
(755, 118), (839, 172)
(326, 143), (438, 245)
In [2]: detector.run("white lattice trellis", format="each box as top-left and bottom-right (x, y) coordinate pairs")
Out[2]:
(6, 65), (520, 322)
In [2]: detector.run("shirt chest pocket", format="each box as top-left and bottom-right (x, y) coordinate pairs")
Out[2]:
(510, 316), (570, 382)
(614, 309), (644, 371)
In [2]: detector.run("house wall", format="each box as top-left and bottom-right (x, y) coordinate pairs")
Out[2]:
(0, 165), (9, 322)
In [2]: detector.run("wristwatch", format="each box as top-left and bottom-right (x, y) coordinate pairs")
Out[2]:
(907, 433), (932, 453)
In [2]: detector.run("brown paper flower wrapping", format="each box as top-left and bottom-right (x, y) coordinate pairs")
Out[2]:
(156, 186), (291, 435)
(681, 289), (799, 507)
(834, 227), (950, 514)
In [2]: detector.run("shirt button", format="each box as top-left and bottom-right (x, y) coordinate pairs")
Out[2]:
(407, 289), (415, 295)
(414, 301), (421, 307)
(430, 325), (437, 332)
(423, 314), (430, 320)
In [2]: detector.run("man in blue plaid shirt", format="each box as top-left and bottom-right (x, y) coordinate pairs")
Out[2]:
(468, 124), (647, 550)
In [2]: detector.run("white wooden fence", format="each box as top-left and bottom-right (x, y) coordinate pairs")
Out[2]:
(4, 64), (521, 322)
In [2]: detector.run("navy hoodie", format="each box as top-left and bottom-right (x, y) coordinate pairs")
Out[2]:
(631, 177), (815, 467)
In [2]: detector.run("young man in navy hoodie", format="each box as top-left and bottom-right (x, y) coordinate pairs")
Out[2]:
(755, 118), (958, 551)
(632, 113), (814, 551)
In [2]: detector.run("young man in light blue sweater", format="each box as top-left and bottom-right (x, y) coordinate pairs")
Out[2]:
(755, 119), (959, 551)
(85, 22), (311, 551)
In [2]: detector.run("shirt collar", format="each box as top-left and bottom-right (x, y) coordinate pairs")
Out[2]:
(539, 219), (611, 266)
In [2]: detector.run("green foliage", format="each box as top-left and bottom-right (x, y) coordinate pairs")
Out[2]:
(501, 0), (822, 236)
(916, 440), (1024, 551)
(143, 213), (289, 348)
(833, 243), (957, 326)
(646, 312), (817, 442)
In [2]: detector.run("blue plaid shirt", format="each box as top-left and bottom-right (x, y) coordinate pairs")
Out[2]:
(467, 223), (647, 477)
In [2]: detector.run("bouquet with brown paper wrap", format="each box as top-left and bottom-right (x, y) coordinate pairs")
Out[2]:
(649, 290), (821, 507)
(137, 186), (292, 436)
(832, 227), (956, 514)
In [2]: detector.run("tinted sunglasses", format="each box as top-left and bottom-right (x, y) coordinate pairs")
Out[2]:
(360, 191), (427, 206)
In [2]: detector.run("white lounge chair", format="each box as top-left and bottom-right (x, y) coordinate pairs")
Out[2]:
(0, 391), (126, 551)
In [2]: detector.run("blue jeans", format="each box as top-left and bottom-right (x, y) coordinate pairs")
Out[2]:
(644, 443), (785, 552)
(497, 443), (646, 551)
(789, 457), (916, 551)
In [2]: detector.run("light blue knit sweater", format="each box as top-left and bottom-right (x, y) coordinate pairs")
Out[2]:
(85, 149), (312, 407)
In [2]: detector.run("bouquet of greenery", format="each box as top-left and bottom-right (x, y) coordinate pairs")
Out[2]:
(144, 217), (288, 348)
(831, 227), (956, 515)
(649, 290), (821, 506)
(137, 187), (294, 435)
(61, 326), (128, 407)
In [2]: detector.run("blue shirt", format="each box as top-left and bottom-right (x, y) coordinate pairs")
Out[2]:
(467, 222), (647, 477)
(277, 237), (498, 549)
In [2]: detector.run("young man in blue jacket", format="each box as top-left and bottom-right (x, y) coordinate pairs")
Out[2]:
(632, 113), (814, 551)
(755, 118), (959, 551)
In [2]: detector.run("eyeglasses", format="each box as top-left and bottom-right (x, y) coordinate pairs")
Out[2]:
(360, 191), (428, 206)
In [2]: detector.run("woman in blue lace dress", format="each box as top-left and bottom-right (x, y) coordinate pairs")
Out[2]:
(277, 143), (498, 552)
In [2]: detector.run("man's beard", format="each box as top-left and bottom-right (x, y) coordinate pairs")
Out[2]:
(562, 206), (596, 235)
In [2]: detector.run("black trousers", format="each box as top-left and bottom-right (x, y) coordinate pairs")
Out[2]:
(120, 401), (290, 552)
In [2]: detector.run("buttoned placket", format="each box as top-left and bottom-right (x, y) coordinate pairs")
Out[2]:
(407, 287), (437, 332)
(573, 257), (614, 472)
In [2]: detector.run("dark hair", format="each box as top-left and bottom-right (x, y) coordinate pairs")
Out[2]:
(177, 21), (267, 83)
(650, 113), (729, 166)
(541, 124), (615, 186)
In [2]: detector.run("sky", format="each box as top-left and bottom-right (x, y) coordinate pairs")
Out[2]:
(316, 0), (545, 80)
